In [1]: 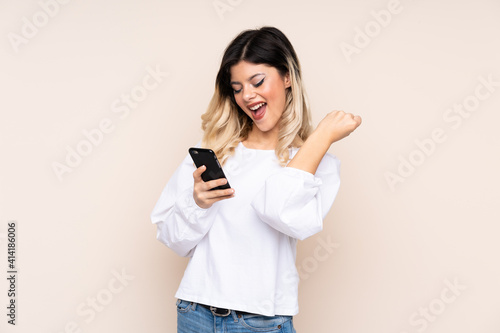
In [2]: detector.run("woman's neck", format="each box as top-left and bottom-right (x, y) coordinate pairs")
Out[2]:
(242, 126), (279, 150)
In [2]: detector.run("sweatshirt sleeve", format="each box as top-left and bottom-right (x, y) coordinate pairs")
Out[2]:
(150, 153), (221, 257)
(250, 153), (341, 241)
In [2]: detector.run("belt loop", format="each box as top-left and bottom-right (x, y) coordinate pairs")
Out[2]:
(191, 302), (197, 311)
(231, 310), (238, 322)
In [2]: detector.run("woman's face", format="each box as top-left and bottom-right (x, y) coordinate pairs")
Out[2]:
(230, 61), (290, 136)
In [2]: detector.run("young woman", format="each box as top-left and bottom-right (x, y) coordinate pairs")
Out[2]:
(151, 26), (361, 333)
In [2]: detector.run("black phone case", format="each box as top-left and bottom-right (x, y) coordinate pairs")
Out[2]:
(188, 148), (231, 190)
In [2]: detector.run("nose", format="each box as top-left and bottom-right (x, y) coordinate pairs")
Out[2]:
(242, 85), (256, 103)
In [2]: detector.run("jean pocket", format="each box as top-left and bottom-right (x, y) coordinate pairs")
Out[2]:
(175, 299), (193, 313)
(239, 313), (289, 331)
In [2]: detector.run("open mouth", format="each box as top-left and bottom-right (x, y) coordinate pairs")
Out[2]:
(249, 102), (267, 121)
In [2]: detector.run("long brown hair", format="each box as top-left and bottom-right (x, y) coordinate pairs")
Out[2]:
(201, 26), (312, 166)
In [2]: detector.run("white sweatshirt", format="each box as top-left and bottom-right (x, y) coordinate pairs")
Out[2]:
(151, 141), (341, 316)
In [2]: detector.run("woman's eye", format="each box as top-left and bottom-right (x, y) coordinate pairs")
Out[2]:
(254, 78), (264, 87)
(233, 88), (242, 94)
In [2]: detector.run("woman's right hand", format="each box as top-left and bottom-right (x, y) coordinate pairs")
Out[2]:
(193, 165), (235, 209)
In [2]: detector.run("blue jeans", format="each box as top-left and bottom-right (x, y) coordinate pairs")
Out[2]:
(176, 299), (297, 333)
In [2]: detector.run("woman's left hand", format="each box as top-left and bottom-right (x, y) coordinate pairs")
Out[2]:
(314, 110), (362, 145)
(287, 110), (361, 175)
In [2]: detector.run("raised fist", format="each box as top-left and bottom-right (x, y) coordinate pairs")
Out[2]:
(315, 110), (362, 144)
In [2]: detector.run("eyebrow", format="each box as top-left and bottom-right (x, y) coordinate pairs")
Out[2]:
(230, 73), (265, 85)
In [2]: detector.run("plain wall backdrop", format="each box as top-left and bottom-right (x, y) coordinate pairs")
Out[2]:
(1, 0), (499, 332)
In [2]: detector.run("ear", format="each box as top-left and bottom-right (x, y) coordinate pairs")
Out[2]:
(284, 72), (291, 88)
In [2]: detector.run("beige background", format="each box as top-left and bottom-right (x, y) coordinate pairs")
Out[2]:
(1, 0), (499, 332)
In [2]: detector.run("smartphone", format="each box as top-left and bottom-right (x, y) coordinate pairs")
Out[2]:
(188, 147), (231, 190)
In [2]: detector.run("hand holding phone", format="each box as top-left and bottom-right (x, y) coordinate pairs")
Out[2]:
(189, 148), (234, 209)
(189, 148), (231, 190)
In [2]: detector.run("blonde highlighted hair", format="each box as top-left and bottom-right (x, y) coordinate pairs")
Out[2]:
(201, 26), (312, 166)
